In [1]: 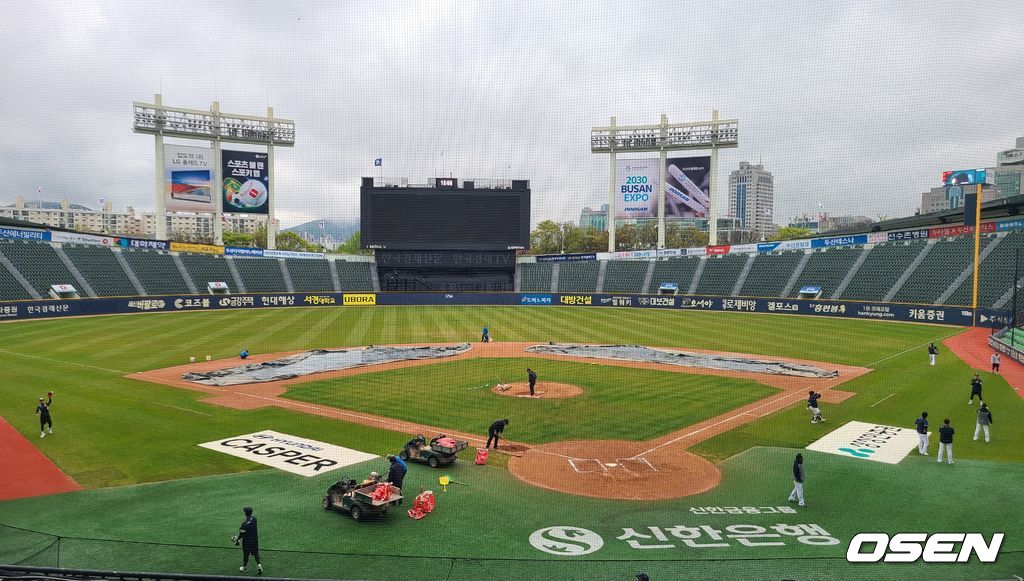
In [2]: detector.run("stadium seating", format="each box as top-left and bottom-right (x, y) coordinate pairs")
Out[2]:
(840, 240), (927, 302)
(335, 261), (374, 291)
(789, 246), (864, 298)
(179, 253), (237, 292)
(0, 262), (32, 300)
(738, 252), (804, 298)
(893, 236), (994, 305)
(122, 249), (192, 295)
(62, 245), (138, 297)
(695, 254), (749, 296)
(519, 262), (553, 292)
(649, 257), (701, 294)
(233, 258), (288, 293)
(286, 259), (335, 292)
(557, 261), (600, 293)
(946, 231), (1024, 307)
(602, 260), (648, 293)
(0, 239), (78, 297)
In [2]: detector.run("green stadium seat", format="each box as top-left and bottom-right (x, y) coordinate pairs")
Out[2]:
(62, 245), (138, 297)
(232, 258), (288, 293)
(519, 263), (553, 292)
(286, 259), (335, 292)
(335, 261), (374, 291)
(179, 253), (236, 293)
(649, 257), (701, 294)
(0, 239), (78, 296)
(695, 254), (748, 296)
(556, 261), (600, 293)
(789, 246), (863, 298)
(893, 236), (994, 305)
(738, 252), (804, 298)
(840, 240), (927, 302)
(123, 249), (191, 295)
(602, 261), (648, 293)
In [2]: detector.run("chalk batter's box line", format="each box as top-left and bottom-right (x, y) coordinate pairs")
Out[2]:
(567, 458), (607, 474)
(618, 457), (657, 473)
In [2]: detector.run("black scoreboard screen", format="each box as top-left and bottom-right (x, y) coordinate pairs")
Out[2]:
(360, 179), (530, 251)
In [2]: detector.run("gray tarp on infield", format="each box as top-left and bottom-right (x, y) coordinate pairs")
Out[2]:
(182, 343), (472, 386)
(525, 343), (839, 377)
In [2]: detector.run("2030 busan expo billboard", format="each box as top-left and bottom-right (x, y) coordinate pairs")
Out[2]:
(616, 156), (710, 219)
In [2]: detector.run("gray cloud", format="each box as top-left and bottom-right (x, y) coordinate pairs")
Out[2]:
(0, 0), (1021, 228)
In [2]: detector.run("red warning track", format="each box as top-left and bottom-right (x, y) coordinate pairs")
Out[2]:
(944, 328), (1024, 398)
(0, 416), (81, 501)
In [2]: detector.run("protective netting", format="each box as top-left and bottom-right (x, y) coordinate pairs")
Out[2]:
(525, 344), (839, 378)
(182, 343), (472, 386)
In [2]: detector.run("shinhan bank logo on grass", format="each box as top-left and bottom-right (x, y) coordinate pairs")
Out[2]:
(837, 447), (876, 458)
(806, 421), (917, 464)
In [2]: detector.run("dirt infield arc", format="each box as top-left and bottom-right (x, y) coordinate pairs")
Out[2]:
(129, 342), (867, 500)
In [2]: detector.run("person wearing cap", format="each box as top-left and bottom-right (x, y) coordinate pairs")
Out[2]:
(35, 391), (53, 438)
(527, 368), (538, 397)
(486, 419), (509, 449)
(787, 453), (806, 507)
(968, 374), (983, 405)
(386, 454), (407, 491)
(636, 573), (650, 581)
(232, 506), (262, 575)
(240, 349), (250, 360)
(928, 342), (938, 366)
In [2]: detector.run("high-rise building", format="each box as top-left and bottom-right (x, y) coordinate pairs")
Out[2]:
(728, 162), (775, 237)
(579, 204), (608, 231)
(990, 136), (1024, 198)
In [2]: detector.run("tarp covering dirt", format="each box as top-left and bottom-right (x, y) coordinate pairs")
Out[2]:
(183, 344), (472, 386)
(525, 344), (839, 378)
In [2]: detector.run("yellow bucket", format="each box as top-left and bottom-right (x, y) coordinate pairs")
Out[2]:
(439, 476), (450, 492)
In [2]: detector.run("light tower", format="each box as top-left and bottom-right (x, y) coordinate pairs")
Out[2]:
(591, 111), (738, 250)
(132, 94), (295, 248)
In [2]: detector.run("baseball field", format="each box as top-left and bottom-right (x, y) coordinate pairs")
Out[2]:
(1, 305), (1023, 580)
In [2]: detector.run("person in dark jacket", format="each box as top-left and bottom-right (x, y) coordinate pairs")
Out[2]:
(937, 419), (955, 464)
(232, 506), (263, 575)
(386, 454), (407, 490)
(787, 453), (805, 507)
(914, 412), (929, 455)
(481, 325), (490, 342)
(928, 343), (938, 366)
(527, 368), (538, 397)
(974, 403), (993, 443)
(968, 374), (983, 405)
(486, 419), (509, 449)
(807, 391), (824, 424)
(35, 391), (54, 439)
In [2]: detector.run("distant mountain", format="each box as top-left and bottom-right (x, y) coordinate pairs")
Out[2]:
(4, 199), (93, 211)
(285, 218), (360, 242)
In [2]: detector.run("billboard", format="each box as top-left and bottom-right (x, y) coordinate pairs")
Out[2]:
(164, 145), (216, 213)
(615, 156), (710, 219)
(942, 168), (986, 186)
(222, 150), (270, 214)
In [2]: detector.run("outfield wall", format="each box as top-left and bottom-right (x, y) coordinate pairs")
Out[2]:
(0, 290), (1006, 327)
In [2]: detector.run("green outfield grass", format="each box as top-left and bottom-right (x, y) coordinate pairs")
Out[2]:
(282, 357), (777, 443)
(0, 307), (954, 488)
(1, 446), (1021, 580)
(1, 306), (1023, 579)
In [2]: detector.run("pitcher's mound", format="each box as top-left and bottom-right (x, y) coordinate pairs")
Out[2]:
(491, 381), (583, 399)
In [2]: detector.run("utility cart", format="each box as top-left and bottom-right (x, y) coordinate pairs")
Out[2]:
(322, 478), (403, 521)
(400, 434), (469, 468)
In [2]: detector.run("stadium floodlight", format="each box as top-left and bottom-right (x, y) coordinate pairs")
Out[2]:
(132, 94), (294, 248)
(592, 112), (738, 250)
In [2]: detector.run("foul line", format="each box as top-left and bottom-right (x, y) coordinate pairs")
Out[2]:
(154, 403), (212, 417)
(0, 348), (127, 375)
(870, 393), (896, 407)
(630, 332), (961, 459)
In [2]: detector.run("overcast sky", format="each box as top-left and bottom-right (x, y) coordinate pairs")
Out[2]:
(1, 0), (1022, 228)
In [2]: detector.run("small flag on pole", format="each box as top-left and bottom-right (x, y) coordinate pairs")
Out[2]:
(318, 221), (325, 229)
(374, 158), (382, 167)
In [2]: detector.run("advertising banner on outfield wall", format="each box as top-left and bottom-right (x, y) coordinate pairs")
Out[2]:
(811, 234), (868, 248)
(0, 227), (49, 241)
(536, 253), (597, 263)
(225, 246), (264, 257)
(165, 144), (217, 213)
(223, 150), (270, 214)
(264, 249), (326, 259)
(170, 241), (225, 255)
(51, 231), (113, 245)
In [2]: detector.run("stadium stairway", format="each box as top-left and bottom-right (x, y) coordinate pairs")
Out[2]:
(112, 250), (147, 295)
(594, 260), (608, 292)
(696, 254), (749, 296)
(327, 259), (343, 292)
(892, 236), (993, 305)
(830, 246), (871, 299)
(641, 260), (656, 294)
(738, 251), (804, 298)
(53, 247), (96, 297)
(729, 254), (757, 297)
(171, 254), (199, 294)
(883, 241), (934, 302)
(225, 257), (247, 293)
(789, 246), (864, 298)
(780, 252), (811, 297)
(122, 249), (193, 296)
(0, 253), (37, 300)
(278, 260), (296, 292)
(687, 259), (707, 294)
(841, 240), (927, 303)
(549, 263), (560, 293)
(62, 245), (141, 298)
